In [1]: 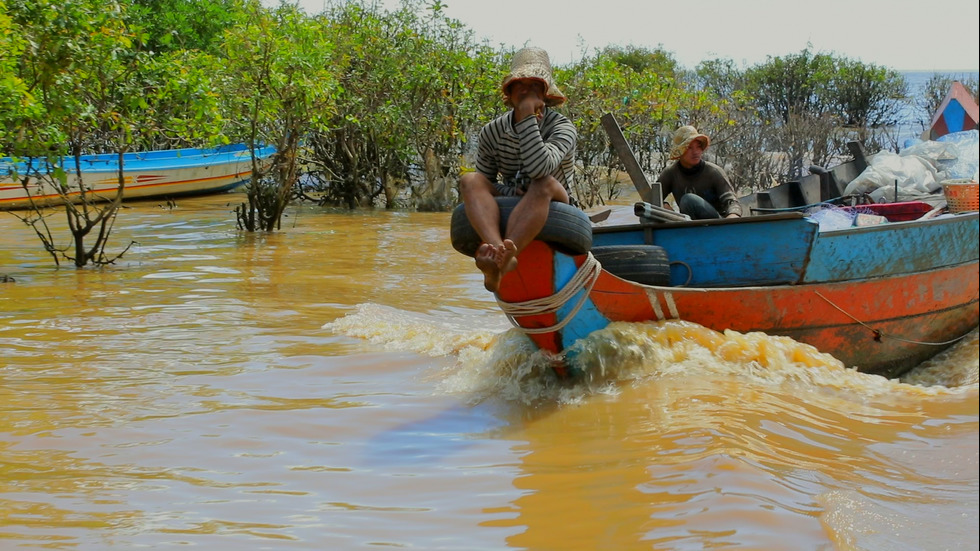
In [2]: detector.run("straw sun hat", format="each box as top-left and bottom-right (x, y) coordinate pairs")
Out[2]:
(501, 47), (566, 107)
(669, 126), (710, 160)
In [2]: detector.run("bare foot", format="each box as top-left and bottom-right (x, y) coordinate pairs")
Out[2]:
(498, 239), (518, 276)
(475, 243), (502, 292)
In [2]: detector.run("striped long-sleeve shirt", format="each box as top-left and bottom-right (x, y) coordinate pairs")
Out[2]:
(474, 108), (577, 194)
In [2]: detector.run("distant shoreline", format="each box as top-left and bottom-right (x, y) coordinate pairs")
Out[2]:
(901, 70), (979, 79)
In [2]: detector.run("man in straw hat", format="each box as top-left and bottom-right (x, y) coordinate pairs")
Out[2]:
(657, 126), (741, 220)
(459, 47), (577, 293)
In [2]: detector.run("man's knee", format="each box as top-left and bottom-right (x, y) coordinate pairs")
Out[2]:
(678, 193), (719, 219)
(528, 175), (569, 202)
(460, 171), (483, 191)
(677, 193), (699, 210)
(461, 172), (493, 197)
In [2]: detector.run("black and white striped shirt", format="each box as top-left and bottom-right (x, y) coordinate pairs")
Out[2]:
(474, 108), (577, 193)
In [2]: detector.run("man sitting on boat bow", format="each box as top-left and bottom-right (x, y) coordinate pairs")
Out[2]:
(458, 47), (578, 293)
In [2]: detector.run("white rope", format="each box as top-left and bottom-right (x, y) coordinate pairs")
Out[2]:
(814, 290), (974, 346)
(495, 252), (601, 334)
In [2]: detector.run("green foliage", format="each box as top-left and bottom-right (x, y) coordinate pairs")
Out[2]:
(303, 0), (499, 210)
(3, 0), (225, 265)
(129, 0), (246, 54)
(4, 0), (225, 155)
(744, 48), (838, 125)
(560, 47), (923, 198)
(0, 0), (34, 150)
(3, 0), (144, 265)
(221, 0), (339, 230)
(307, 1), (418, 209)
(395, 8), (501, 211)
(713, 48), (910, 180)
(603, 44), (679, 75)
(558, 46), (690, 206)
(831, 58), (907, 128)
(1, 0), (965, 230)
(138, 50), (228, 148)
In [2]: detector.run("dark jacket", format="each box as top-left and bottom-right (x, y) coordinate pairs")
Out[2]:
(657, 160), (742, 217)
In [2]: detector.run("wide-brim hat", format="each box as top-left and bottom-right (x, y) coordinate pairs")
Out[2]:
(669, 126), (710, 160)
(501, 47), (566, 107)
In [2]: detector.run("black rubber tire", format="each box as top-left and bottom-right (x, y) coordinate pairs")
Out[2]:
(450, 197), (593, 257)
(591, 245), (671, 286)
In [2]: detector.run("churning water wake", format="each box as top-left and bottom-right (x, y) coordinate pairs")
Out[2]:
(326, 303), (979, 405)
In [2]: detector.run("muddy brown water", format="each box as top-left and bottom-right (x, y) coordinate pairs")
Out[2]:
(2, 194), (977, 550)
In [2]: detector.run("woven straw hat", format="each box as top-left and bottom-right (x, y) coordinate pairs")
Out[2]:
(669, 126), (710, 160)
(501, 47), (566, 107)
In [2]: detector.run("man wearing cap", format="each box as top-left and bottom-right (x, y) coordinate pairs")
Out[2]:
(657, 126), (741, 220)
(459, 47), (577, 293)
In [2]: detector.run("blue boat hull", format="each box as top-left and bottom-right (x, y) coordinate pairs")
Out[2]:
(1, 144), (276, 210)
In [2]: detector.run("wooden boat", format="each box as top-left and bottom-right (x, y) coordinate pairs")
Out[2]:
(0, 144), (276, 210)
(491, 211), (979, 380)
(450, 120), (979, 379)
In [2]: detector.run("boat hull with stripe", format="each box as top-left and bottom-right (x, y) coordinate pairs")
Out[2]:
(1, 144), (275, 210)
(498, 236), (979, 379)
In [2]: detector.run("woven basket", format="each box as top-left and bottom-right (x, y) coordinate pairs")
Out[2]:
(942, 180), (979, 213)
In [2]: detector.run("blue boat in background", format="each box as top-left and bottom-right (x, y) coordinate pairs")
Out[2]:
(1, 144), (276, 210)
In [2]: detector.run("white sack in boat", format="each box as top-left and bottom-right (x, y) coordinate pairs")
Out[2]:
(808, 206), (856, 231)
(843, 150), (941, 201)
(901, 130), (979, 181)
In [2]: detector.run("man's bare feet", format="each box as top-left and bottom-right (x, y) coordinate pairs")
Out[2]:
(475, 243), (502, 292)
(475, 240), (519, 293)
(499, 239), (518, 276)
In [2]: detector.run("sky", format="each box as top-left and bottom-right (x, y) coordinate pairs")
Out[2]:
(286, 0), (979, 73)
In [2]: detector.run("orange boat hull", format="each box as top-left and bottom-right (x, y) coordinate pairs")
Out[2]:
(498, 241), (979, 379)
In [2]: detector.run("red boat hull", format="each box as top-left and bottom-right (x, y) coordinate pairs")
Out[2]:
(498, 241), (979, 378)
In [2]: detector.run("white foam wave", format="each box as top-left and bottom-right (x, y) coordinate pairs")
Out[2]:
(326, 305), (979, 405)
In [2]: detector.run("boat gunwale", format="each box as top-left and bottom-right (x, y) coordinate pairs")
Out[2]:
(584, 254), (979, 294)
(1, 145), (276, 176)
(592, 210), (809, 234)
(592, 208), (978, 236)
